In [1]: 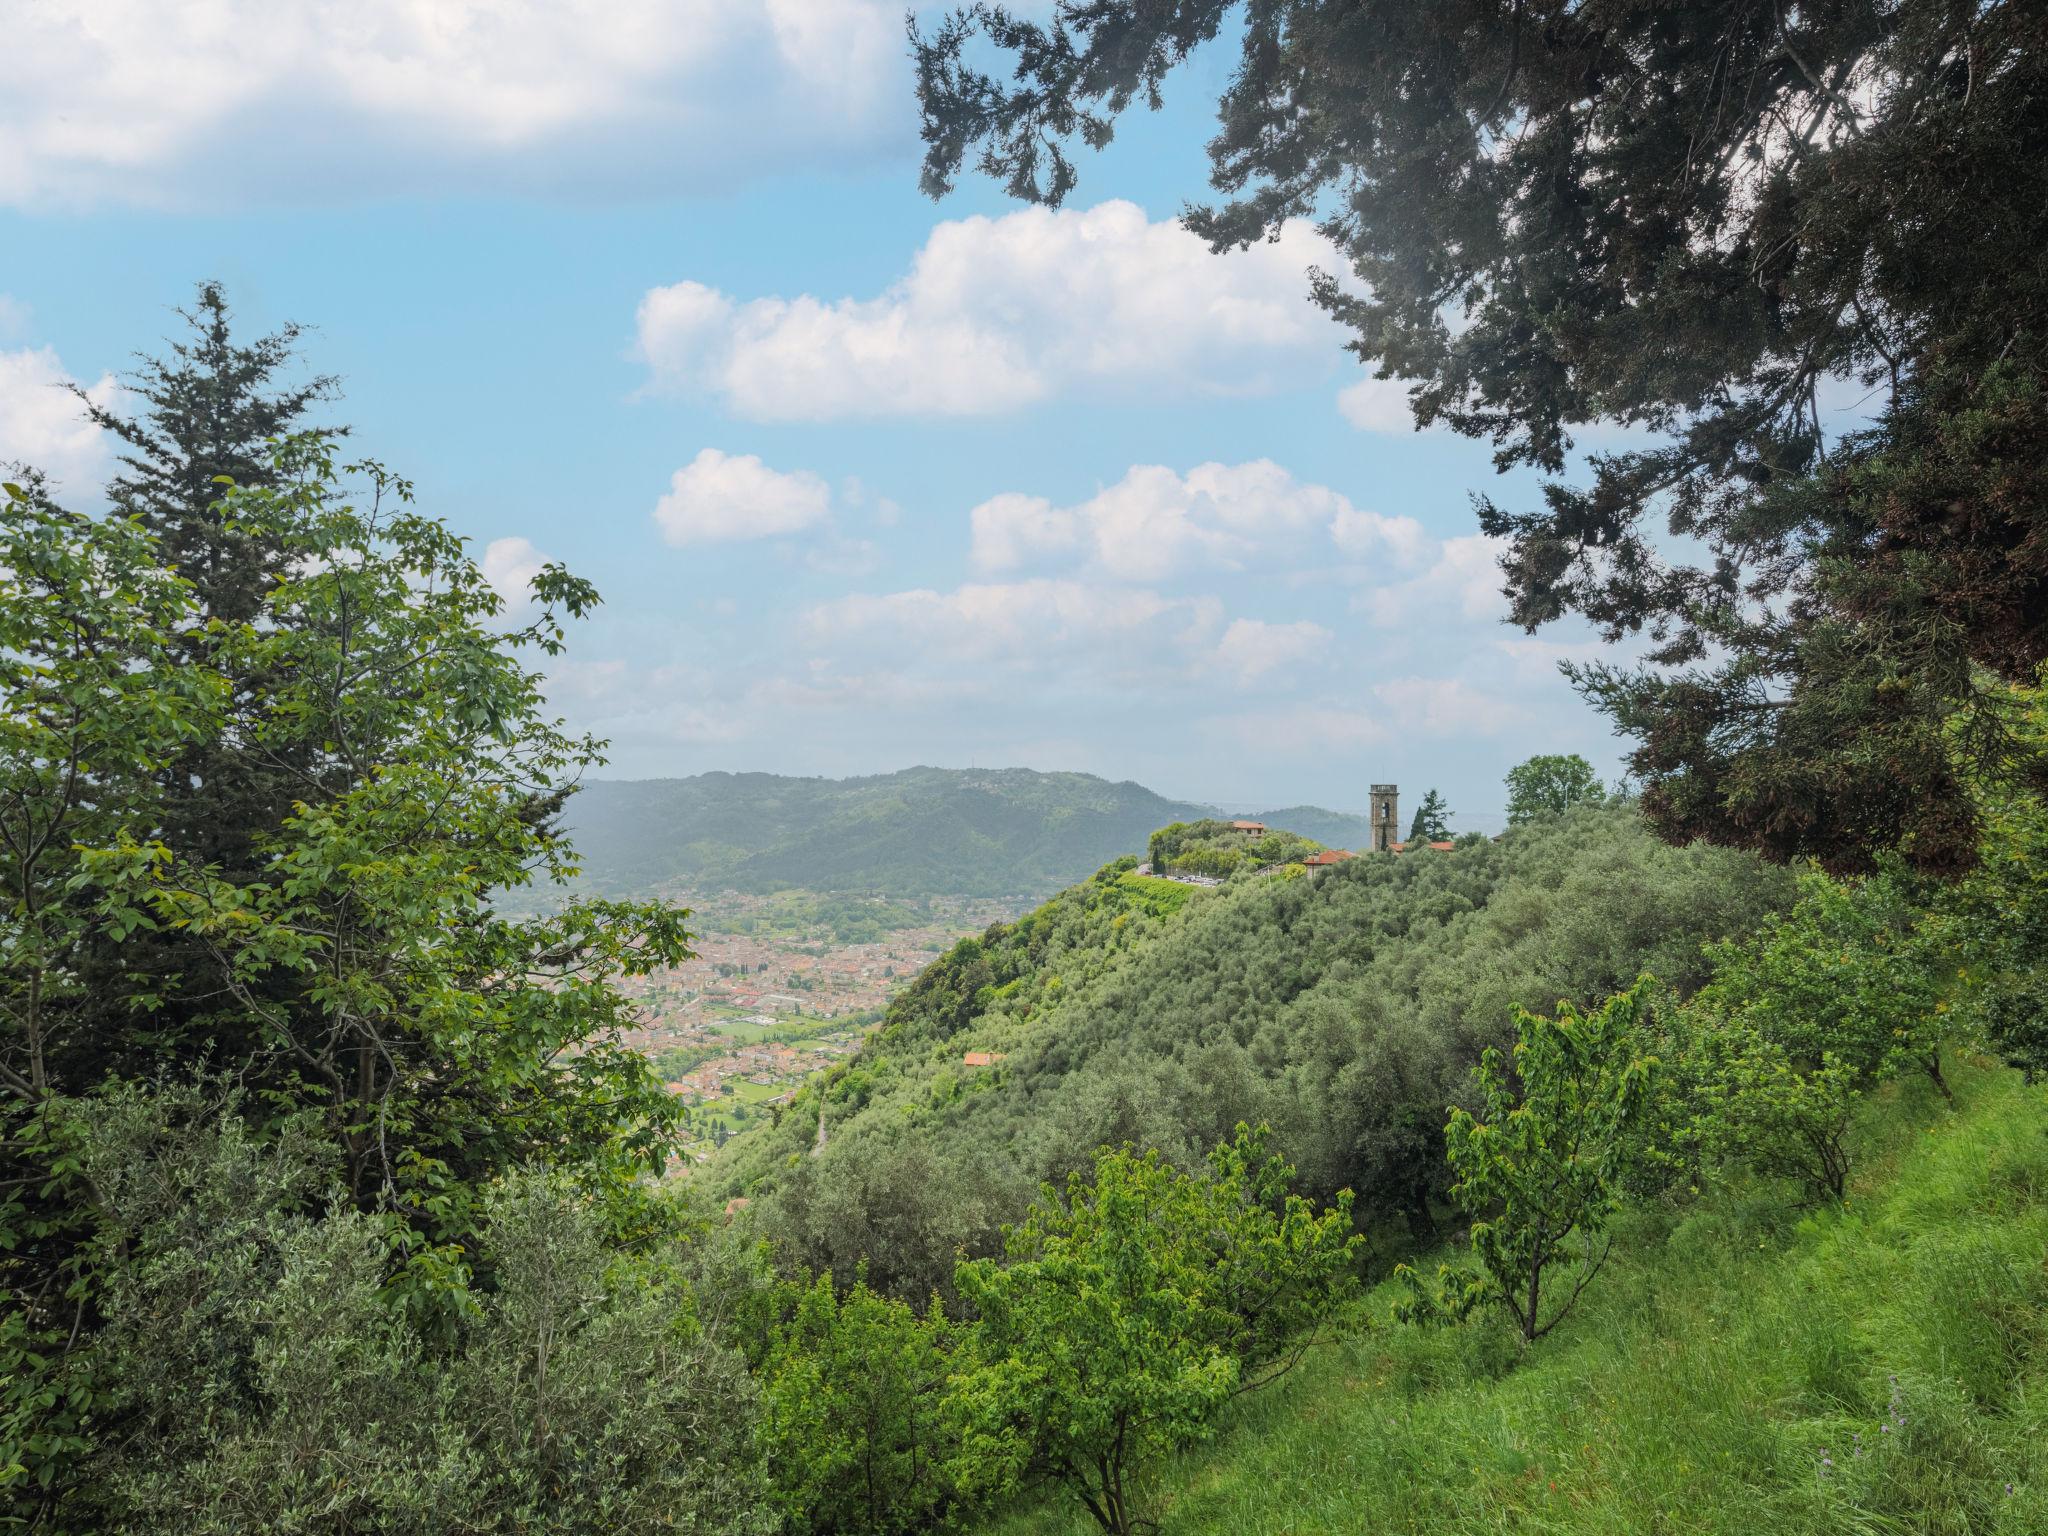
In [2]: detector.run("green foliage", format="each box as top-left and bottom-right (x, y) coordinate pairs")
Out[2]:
(2, 413), (703, 1519)
(1673, 871), (1953, 1201)
(951, 1127), (1358, 1536)
(1504, 754), (1605, 825)
(723, 804), (1792, 1303)
(1423, 982), (1657, 1342)
(981, 1064), (2048, 1536)
(1406, 789), (1451, 844)
(77, 436), (693, 1238)
(0, 482), (220, 1102)
(1924, 682), (2048, 1078)
(759, 1271), (966, 1535)
(1146, 819), (1323, 879)
(57, 1088), (774, 1535)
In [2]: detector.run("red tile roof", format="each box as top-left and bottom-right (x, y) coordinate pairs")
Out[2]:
(1301, 849), (1356, 866)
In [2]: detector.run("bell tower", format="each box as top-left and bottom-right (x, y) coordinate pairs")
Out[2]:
(1369, 784), (1399, 853)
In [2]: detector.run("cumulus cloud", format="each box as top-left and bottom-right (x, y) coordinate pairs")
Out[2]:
(637, 201), (1346, 420)
(1356, 533), (1509, 627)
(0, 346), (119, 495)
(1213, 618), (1332, 684)
(653, 448), (831, 547)
(970, 459), (1424, 582)
(481, 535), (549, 617)
(1329, 503), (1433, 566)
(2, 0), (906, 208)
(969, 494), (1082, 573)
(1337, 373), (1424, 433)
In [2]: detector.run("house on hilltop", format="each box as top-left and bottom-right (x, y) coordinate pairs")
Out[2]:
(1230, 820), (1267, 837)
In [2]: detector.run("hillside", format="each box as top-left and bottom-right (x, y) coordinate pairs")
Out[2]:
(714, 803), (1799, 1302)
(983, 1060), (2048, 1534)
(558, 768), (1375, 899)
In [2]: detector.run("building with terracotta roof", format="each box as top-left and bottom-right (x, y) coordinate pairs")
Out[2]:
(1301, 849), (1356, 868)
(1231, 820), (1267, 837)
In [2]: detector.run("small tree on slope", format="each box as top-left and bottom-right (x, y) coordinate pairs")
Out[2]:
(951, 1126), (1358, 1536)
(1422, 982), (1656, 1343)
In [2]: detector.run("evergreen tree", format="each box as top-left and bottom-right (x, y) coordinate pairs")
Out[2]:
(915, 1), (2048, 876)
(1406, 789), (1451, 843)
(79, 281), (338, 626)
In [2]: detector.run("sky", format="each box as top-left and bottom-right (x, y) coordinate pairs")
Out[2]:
(0, 0), (1636, 825)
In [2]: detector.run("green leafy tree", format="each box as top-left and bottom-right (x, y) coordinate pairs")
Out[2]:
(914, 1), (2048, 877)
(1673, 869), (1952, 1199)
(66, 1090), (775, 1535)
(1924, 681), (2048, 1079)
(1673, 1018), (1863, 1204)
(951, 1126), (1357, 1536)
(1, 436), (700, 1522)
(90, 436), (693, 1239)
(0, 482), (225, 1518)
(1406, 789), (1451, 843)
(759, 1271), (964, 1535)
(1504, 755), (1604, 825)
(1424, 982), (1657, 1342)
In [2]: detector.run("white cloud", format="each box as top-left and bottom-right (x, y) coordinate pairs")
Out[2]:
(1357, 534), (1509, 627)
(481, 535), (548, 617)
(653, 448), (831, 547)
(1337, 373), (1422, 433)
(969, 494), (1081, 572)
(637, 201), (1346, 420)
(1, 0), (905, 208)
(0, 346), (119, 495)
(1329, 504), (1433, 566)
(1213, 618), (1331, 684)
(805, 579), (1213, 669)
(970, 459), (1421, 582)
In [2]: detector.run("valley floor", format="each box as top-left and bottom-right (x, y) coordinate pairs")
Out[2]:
(989, 1062), (2048, 1535)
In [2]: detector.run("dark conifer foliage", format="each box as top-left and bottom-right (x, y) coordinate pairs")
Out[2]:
(78, 280), (338, 626)
(915, 1), (2048, 874)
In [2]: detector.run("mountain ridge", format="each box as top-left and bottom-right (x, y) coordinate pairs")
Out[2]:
(559, 766), (1377, 899)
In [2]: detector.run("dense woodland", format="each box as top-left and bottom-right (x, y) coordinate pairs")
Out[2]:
(8, 2), (2048, 1531)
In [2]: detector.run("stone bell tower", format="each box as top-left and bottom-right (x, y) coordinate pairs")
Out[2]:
(1369, 784), (1399, 853)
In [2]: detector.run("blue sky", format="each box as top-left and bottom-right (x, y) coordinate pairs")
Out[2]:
(1, 1), (1631, 826)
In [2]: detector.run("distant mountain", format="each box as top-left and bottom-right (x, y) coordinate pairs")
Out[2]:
(557, 768), (1374, 900)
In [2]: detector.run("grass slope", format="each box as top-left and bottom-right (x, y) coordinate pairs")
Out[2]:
(559, 768), (1374, 899)
(988, 1063), (2048, 1535)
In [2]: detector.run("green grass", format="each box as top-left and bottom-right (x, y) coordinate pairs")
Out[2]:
(986, 1063), (2048, 1535)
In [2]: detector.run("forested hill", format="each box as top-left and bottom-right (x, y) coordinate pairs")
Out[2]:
(559, 768), (1373, 898)
(712, 802), (1799, 1302)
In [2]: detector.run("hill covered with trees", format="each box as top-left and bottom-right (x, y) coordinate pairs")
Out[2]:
(711, 803), (1799, 1302)
(556, 769), (1375, 899)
